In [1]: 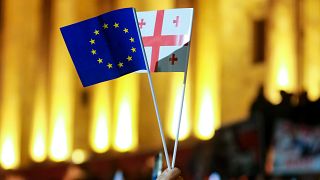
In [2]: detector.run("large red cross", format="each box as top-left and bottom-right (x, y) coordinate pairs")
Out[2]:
(142, 10), (185, 71)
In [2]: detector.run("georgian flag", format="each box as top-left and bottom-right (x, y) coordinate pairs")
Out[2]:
(137, 8), (193, 72)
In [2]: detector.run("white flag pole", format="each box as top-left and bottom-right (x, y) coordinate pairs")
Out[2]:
(145, 64), (171, 170)
(171, 54), (189, 169)
(171, 9), (194, 168)
(133, 9), (171, 170)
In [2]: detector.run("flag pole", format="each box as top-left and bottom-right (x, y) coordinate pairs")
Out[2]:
(172, 9), (194, 168)
(171, 58), (188, 169)
(144, 63), (171, 170)
(133, 9), (171, 170)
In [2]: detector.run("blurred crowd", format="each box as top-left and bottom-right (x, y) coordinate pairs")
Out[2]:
(251, 86), (320, 124)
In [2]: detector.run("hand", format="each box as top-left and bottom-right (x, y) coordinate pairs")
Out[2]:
(157, 168), (183, 180)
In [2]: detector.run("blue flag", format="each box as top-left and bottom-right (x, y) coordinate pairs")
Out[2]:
(61, 8), (147, 87)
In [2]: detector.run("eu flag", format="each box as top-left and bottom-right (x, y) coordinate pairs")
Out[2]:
(61, 8), (147, 87)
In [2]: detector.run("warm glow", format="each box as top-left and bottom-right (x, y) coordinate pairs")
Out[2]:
(115, 101), (133, 152)
(49, 114), (69, 162)
(0, 52), (21, 170)
(31, 133), (46, 163)
(30, 79), (47, 162)
(265, 0), (297, 104)
(1, 138), (18, 169)
(195, 0), (221, 140)
(71, 149), (88, 164)
(0, 0), (24, 169)
(90, 84), (111, 153)
(167, 74), (190, 141)
(0, 78), (20, 169)
(277, 65), (290, 88)
(114, 75), (139, 152)
(195, 90), (216, 140)
(302, 0), (320, 101)
(49, 0), (75, 162)
(91, 114), (109, 153)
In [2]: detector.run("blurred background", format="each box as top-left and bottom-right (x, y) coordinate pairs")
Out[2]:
(0, 0), (319, 179)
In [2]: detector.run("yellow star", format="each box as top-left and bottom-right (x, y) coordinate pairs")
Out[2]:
(89, 39), (95, 45)
(129, 37), (134, 43)
(97, 58), (103, 64)
(94, 29), (99, 35)
(103, 23), (108, 29)
(131, 47), (136, 53)
(123, 28), (129, 33)
(107, 63), (113, 69)
(118, 62), (123, 68)
(91, 49), (96, 55)
(113, 22), (119, 28)
(126, 56), (132, 61)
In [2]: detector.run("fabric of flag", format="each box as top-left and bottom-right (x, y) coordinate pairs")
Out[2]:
(137, 8), (193, 72)
(61, 8), (147, 87)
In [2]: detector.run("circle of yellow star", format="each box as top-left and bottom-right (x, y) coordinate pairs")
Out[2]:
(97, 58), (103, 64)
(103, 23), (108, 29)
(129, 37), (134, 43)
(113, 22), (119, 28)
(118, 62), (123, 68)
(94, 29), (99, 35)
(126, 56), (132, 61)
(107, 63), (113, 69)
(123, 28), (129, 33)
(131, 47), (136, 53)
(91, 49), (96, 55)
(89, 39), (95, 45)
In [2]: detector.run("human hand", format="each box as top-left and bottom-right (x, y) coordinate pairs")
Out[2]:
(157, 168), (183, 180)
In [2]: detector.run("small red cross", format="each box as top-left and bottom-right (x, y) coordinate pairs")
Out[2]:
(169, 54), (178, 65)
(173, 16), (180, 27)
(139, 19), (146, 29)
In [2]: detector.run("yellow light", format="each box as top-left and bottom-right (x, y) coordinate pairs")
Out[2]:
(114, 101), (133, 152)
(114, 75), (138, 152)
(0, 81), (21, 169)
(195, 90), (216, 140)
(30, 78), (47, 162)
(302, 0), (320, 101)
(194, 0), (221, 141)
(1, 138), (17, 169)
(277, 65), (290, 88)
(71, 149), (88, 164)
(265, 0), (297, 104)
(0, 57), (21, 170)
(31, 132), (46, 163)
(49, 0), (75, 163)
(91, 114), (109, 153)
(0, 0), (23, 168)
(167, 74), (190, 141)
(90, 85), (111, 153)
(49, 113), (69, 162)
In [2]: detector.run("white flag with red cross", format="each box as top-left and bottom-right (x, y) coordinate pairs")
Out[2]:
(137, 8), (193, 72)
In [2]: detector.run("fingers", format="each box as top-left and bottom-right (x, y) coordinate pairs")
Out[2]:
(166, 168), (181, 179)
(157, 168), (182, 180)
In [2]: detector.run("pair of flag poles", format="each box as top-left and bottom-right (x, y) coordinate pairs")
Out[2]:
(134, 10), (191, 170)
(141, 53), (188, 170)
